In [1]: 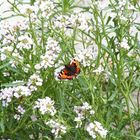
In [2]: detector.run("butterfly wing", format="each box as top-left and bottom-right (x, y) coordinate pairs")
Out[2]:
(58, 59), (80, 80)
(58, 68), (74, 80)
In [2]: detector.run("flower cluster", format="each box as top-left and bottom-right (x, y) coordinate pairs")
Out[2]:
(17, 33), (33, 50)
(0, 46), (14, 61)
(52, 10), (92, 32)
(74, 102), (95, 128)
(53, 15), (70, 31)
(69, 11), (92, 32)
(74, 43), (98, 67)
(34, 97), (56, 116)
(19, 0), (55, 22)
(0, 21), (29, 67)
(112, 0), (136, 23)
(86, 121), (108, 139)
(13, 86), (31, 98)
(14, 105), (25, 120)
(119, 38), (130, 50)
(37, 37), (61, 69)
(34, 0), (55, 18)
(0, 87), (14, 107)
(74, 102), (108, 139)
(0, 20), (28, 39)
(27, 73), (43, 91)
(46, 119), (67, 138)
(0, 85), (32, 107)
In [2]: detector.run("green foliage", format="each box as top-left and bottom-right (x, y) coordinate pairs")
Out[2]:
(0, 0), (140, 139)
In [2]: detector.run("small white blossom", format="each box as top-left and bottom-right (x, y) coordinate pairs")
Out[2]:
(14, 114), (21, 120)
(20, 5), (38, 15)
(0, 46), (14, 61)
(119, 39), (129, 50)
(74, 102), (95, 128)
(86, 123), (96, 139)
(74, 117), (82, 128)
(3, 72), (10, 77)
(40, 37), (61, 69)
(90, 110), (95, 115)
(30, 115), (37, 122)
(34, 64), (42, 70)
(17, 34), (33, 50)
(34, 97), (56, 116)
(27, 73), (43, 91)
(94, 121), (108, 138)
(34, 0), (55, 18)
(14, 86), (31, 98)
(16, 105), (25, 115)
(118, 0), (126, 8)
(69, 11), (92, 32)
(9, 51), (23, 67)
(53, 15), (70, 31)
(86, 121), (108, 139)
(82, 102), (92, 110)
(23, 64), (31, 73)
(46, 119), (67, 138)
(0, 87), (14, 107)
(93, 65), (104, 74)
(75, 43), (98, 67)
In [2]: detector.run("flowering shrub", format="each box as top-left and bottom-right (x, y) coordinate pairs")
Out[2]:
(0, 0), (140, 139)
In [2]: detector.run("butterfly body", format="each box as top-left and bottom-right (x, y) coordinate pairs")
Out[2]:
(58, 59), (80, 80)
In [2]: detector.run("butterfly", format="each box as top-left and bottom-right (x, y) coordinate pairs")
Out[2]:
(58, 59), (80, 80)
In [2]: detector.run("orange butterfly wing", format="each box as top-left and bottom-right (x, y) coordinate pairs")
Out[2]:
(58, 59), (80, 80)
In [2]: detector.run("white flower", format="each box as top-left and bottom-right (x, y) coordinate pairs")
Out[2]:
(46, 119), (67, 138)
(30, 115), (37, 122)
(119, 39), (129, 50)
(3, 72), (10, 77)
(16, 105), (25, 115)
(119, 15), (128, 22)
(74, 117), (82, 128)
(14, 86), (31, 97)
(93, 65), (104, 74)
(0, 87), (14, 107)
(34, 97), (56, 116)
(0, 46), (14, 61)
(34, 64), (42, 70)
(53, 15), (70, 30)
(23, 64), (31, 73)
(20, 5), (38, 15)
(17, 34), (33, 50)
(9, 51), (23, 67)
(82, 102), (92, 110)
(14, 114), (21, 120)
(74, 102), (94, 119)
(128, 4), (136, 10)
(14, 105), (25, 120)
(74, 43), (98, 67)
(94, 121), (108, 138)
(40, 37), (61, 69)
(86, 121), (108, 139)
(86, 123), (96, 139)
(40, 54), (54, 68)
(34, 0), (55, 18)
(27, 73), (43, 91)
(118, 0), (126, 8)
(69, 11), (92, 32)
(90, 110), (95, 115)
(129, 25), (138, 37)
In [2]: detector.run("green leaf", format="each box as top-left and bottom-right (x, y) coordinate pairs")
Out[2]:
(1, 81), (26, 88)
(0, 120), (5, 133)
(0, 62), (10, 70)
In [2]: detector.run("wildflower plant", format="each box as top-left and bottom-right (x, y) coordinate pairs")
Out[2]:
(0, 0), (140, 139)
